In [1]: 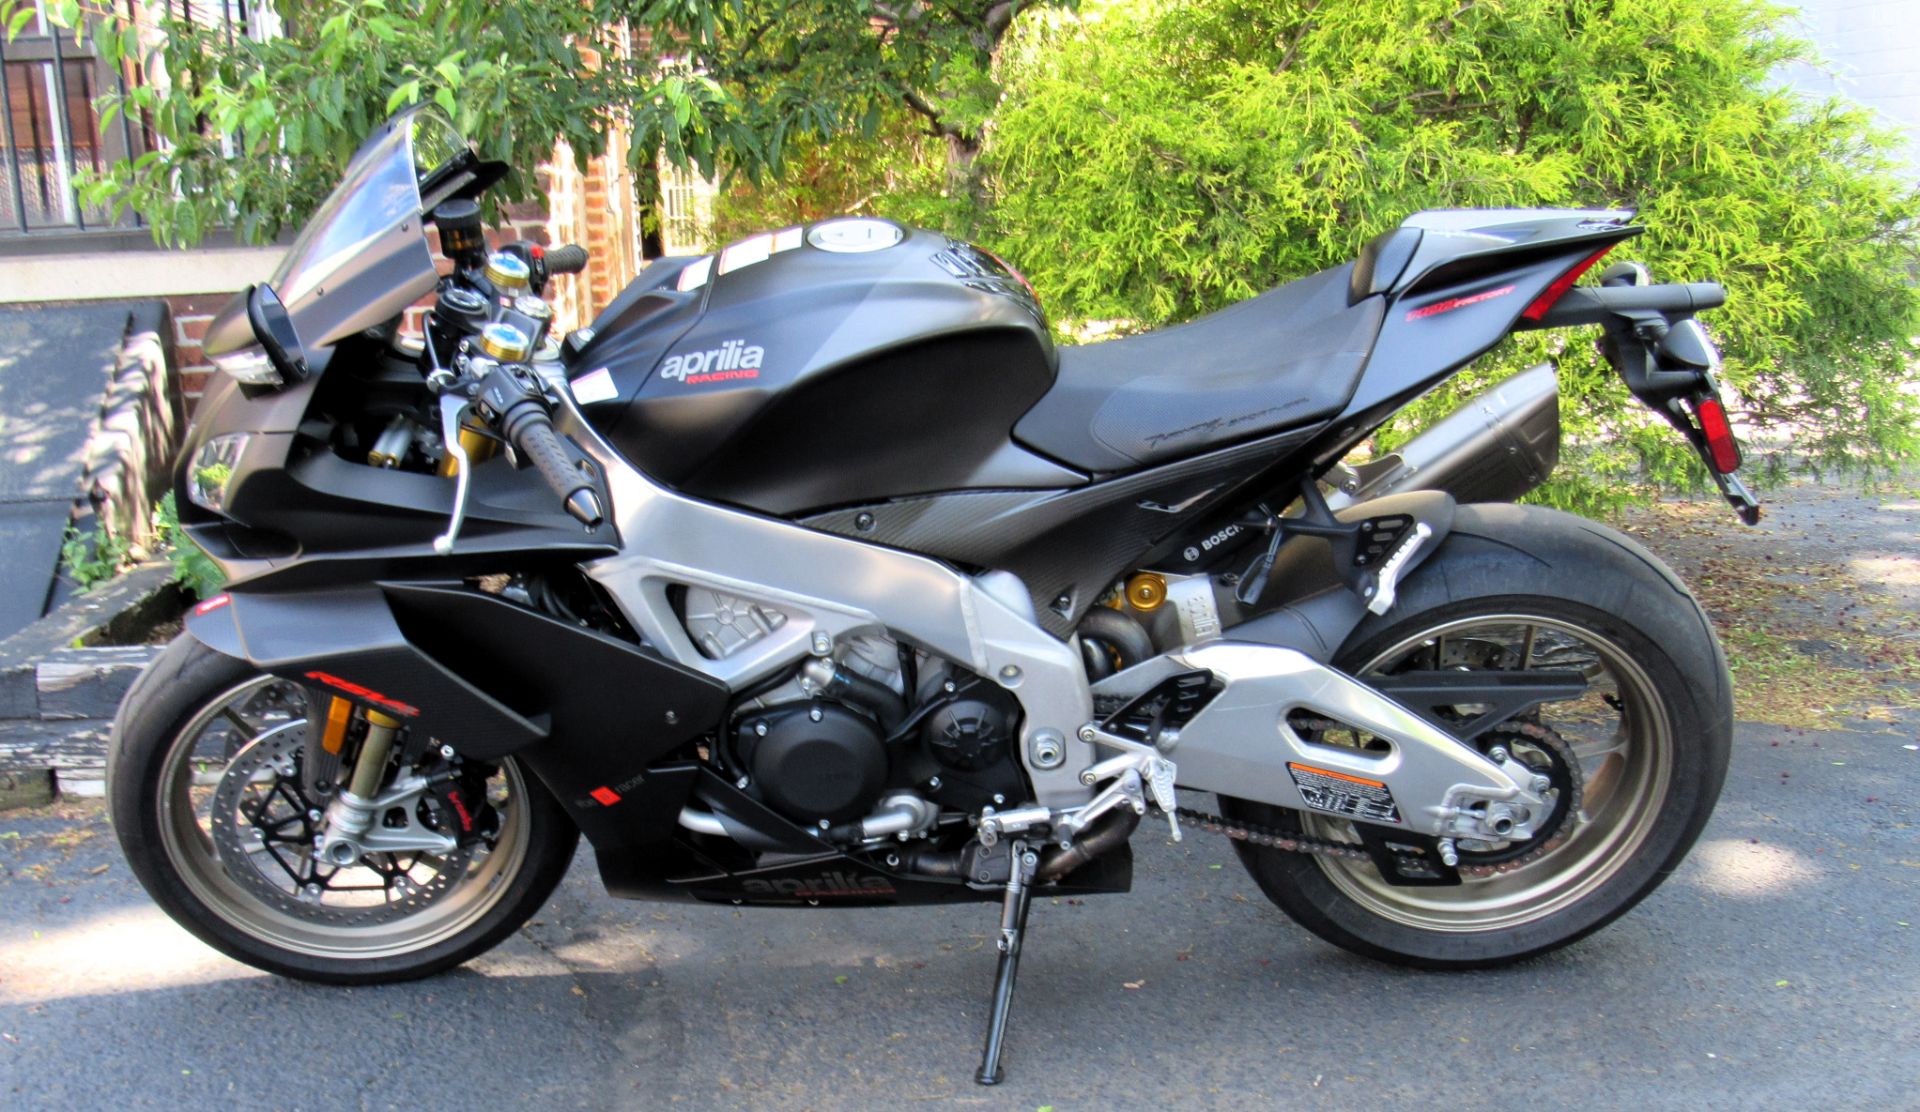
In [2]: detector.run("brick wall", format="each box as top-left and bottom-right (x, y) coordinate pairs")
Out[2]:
(164, 292), (230, 401)
(541, 135), (649, 334)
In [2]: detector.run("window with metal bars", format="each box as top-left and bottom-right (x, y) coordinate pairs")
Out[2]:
(0, 0), (269, 239)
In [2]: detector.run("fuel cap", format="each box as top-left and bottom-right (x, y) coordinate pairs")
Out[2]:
(806, 218), (904, 253)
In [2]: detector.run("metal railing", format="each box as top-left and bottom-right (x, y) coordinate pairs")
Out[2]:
(0, 1), (261, 241)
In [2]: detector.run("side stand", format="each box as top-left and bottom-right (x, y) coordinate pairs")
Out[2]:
(975, 840), (1038, 1085)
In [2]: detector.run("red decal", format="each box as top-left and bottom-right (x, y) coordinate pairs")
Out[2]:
(1405, 284), (1516, 321)
(684, 368), (760, 385)
(590, 786), (622, 807)
(302, 671), (421, 718)
(193, 594), (232, 616)
(446, 788), (475, 832)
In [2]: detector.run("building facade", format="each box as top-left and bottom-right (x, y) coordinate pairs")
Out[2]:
(1779, 0), (1920, 179)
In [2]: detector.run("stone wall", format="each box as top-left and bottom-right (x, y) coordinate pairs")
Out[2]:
(85, 303), (184, 555)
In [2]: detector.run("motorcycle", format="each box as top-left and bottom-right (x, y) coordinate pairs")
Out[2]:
(109, 108), (1755, 1083)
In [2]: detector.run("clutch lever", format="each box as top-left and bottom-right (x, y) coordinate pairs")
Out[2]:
(433, 391), (475, 555)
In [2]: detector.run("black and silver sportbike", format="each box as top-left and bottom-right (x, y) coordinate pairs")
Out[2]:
(111, 109), (1758, 1083)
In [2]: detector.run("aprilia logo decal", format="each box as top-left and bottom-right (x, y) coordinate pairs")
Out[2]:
(660, 339), (765, 385)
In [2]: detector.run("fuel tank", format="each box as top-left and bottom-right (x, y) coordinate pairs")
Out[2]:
(565, 219), (1085, 515)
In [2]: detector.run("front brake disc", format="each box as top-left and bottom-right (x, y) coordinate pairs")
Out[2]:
(210, 727), (474, 926)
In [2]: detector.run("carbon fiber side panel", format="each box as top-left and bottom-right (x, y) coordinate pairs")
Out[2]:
(802, 425), (1322, 636)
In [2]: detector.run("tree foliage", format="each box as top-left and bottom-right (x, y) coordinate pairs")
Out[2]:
(8, 0), (755, 244)
(981, 0), (1920, 501)
(7, 0), (1058, 245)
(690, 1), (1069, 197)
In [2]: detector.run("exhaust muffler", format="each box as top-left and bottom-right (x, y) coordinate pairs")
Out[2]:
(1326, 363), (1560, 509)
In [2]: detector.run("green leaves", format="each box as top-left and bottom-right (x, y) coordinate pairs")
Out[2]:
(72, 0), (757, 247)
(979, 0), (1920, 492)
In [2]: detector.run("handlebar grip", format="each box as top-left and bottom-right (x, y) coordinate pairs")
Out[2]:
(502, 405), (604, 528)
(545, 244), (589, 275)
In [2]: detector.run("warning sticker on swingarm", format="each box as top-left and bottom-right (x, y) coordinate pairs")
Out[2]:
(1288, 763), (1402, 824)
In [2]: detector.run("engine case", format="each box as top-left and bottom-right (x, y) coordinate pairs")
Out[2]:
(735, 702), (888, 825)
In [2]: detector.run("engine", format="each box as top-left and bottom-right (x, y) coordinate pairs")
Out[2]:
(682, 590), (1027, 833)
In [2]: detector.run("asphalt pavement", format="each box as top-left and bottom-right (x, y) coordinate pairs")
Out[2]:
(1, 714), (1915, 1110)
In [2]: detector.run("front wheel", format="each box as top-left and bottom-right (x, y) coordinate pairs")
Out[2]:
(108, 635), (579, 984)
(1225, 504), (1732, 968)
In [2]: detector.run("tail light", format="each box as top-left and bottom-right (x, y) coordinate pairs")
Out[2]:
(1692, 397), (1742, 473)
(1521, 245), (1616, 322)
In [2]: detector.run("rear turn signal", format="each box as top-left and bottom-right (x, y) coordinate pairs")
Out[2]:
(1521, 245), (1615, 322)
(1694, 397), (1742, 473)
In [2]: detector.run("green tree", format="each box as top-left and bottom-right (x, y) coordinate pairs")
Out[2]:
(8, 0), (1060, 246)
(690, 1), (1071, 202)
(6, 0), (752, 245)
(710, 111), (955, 242)
(981, 0), (1920, 503)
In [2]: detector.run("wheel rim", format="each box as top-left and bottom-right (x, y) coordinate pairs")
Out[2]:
(1303, 613), (1673, 933)
(155, 675), (533, 960)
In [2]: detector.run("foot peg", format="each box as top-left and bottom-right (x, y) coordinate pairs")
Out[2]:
(975, 840), (1038, 1085)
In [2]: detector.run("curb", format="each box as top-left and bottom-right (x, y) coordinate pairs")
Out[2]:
(0, 643), (158, 799)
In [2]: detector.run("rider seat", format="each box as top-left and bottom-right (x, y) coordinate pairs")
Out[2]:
(1013, 263), (1386, 473)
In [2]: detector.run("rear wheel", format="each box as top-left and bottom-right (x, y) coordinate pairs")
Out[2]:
(1225, 504), (1731, 968)
(109, 635), (579, 984)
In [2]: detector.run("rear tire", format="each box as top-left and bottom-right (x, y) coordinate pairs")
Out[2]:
(1225, 503), (1731, 968)
(109, 635), (579, 984)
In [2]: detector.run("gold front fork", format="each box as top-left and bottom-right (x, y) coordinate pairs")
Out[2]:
(347, 709), (404, 798)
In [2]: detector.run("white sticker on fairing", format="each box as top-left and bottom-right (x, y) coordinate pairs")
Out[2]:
(676, 255), (714, 291)
(569, 367), (618, 404)
(718, 234), (774, 275)
(771, 226), (804, 253)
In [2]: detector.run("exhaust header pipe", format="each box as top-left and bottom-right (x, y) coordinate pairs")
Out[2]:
(1326, 363), (1560, 510)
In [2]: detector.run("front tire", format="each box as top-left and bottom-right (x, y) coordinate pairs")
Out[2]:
(1225, 504), (1732, 968)
(109, 635), (579, 984)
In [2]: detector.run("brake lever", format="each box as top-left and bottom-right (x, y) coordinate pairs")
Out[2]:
(433, 392), (475, 555)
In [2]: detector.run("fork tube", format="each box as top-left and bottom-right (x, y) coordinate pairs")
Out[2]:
(347, 710), (401, 798)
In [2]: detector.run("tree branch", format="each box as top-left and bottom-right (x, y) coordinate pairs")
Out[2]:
(899, 84), (967, 141)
